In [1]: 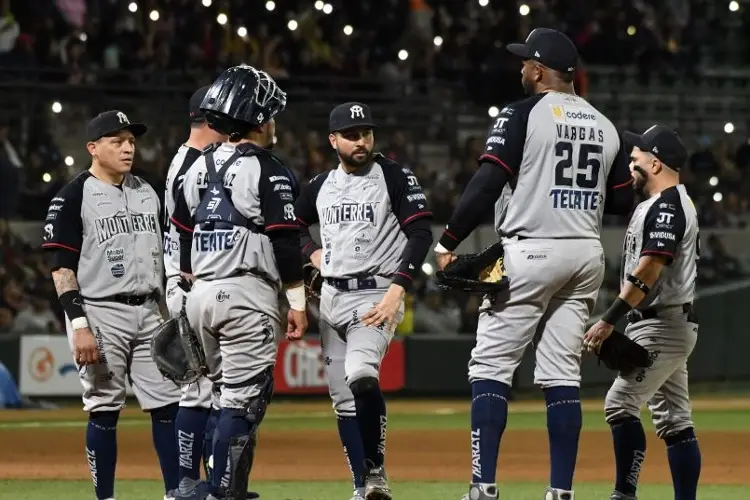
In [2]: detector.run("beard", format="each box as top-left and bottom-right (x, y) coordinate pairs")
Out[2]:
(339, 148), (373, 168)
(522, 77), (536, 96)
(632, 168), (649, 196)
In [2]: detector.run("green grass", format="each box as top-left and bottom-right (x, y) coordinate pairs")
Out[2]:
(0, 480), (747, 500)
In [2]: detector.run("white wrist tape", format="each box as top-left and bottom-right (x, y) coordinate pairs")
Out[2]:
(286, 286), (306, 311)
(434, 242), (451, 254)
(71, 317), (89, 330)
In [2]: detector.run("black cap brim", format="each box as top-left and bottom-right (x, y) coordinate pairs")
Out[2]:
(507, 43), (534, 60)
(92, 123), (148, 142)
(330, 122), (377, 133)
(622, 131), (647, 152)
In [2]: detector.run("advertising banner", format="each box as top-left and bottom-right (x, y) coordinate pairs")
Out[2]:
(273, 338), (405, 394)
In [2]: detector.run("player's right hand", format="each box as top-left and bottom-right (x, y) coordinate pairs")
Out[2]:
(73, 327), (100, 365)
(310, 249), (322, 270)
(286, 308), (308, 341)
(435, 251), (457, 271)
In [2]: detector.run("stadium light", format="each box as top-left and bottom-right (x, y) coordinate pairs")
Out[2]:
(78, 33), (87, 42)
(42, 173), (52, 183)
(64, 156), (74, 166)
(314, 0), (324, 10)
(421, 262), (434, 276)
(323, 3), (333, 14)
(237, 26), (247, 37)
(343, 25), (353, 36)
(265, 1), (275, 11)
(713, 192), (723, 202)
(398, 50), (409, 61)
(433, 36), (443, 47)
(478, 0), (489, 6)
(51, 101), (62, 113)
(201, 0), (211, 6)
(519, 4), (530, 16)
(488, 106), (499, 117)
(729, 1), (740, 12)
(216, 13), (228, 25)
(627, 25), (636, 36)
(724, 122), (735, 133)
(709, 176), (719, 187)
(287, 19), (298, 31)
(128, 2), (138, 13)
(149, 10), (160, 21)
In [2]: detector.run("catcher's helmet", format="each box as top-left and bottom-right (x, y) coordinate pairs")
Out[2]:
(200, 65), (287, 137)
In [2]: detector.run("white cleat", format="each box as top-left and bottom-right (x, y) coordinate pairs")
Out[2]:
(460, 483), (498, 500)
(544, 487), (574, 500)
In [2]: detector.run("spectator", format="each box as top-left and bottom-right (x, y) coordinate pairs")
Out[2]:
(413, 283), (462, 334)
(0, 120), (22, 219)
(11, 288), (61, 333)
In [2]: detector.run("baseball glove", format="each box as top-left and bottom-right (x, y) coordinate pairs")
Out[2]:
(435, 241), (509, 294)
(303, 262), (323, 300)
(596, 330), (653, 373)
(151, 313), (207, 385)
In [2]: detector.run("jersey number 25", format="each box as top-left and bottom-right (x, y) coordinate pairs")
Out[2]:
(554, 142), (603, 189)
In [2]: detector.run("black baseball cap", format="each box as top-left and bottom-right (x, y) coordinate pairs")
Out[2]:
(189, 85), (210, 123)
(507, 28), (578, 74)
(329, 102), (377, 133)
(623, 124), (687, 170)
(86, 110), (147, 142)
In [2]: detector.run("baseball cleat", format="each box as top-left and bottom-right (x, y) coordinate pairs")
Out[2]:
(349, 492), (366, 500)
(165, 490), (179, 500)
(544, 487), (574, 499)
(364, 464), (391, 500)
(609, 491), (636, 500)
(460, 483), (498, 500)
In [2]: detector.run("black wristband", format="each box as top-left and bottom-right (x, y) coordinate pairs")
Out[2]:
(601, 297), (632, 325)
(59, 290), (85, 320)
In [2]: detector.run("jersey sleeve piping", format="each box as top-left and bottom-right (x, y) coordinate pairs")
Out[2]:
(611, 178), (634, 189)
(265, 223), (299, 231)
(170, 216), (193, 233)
(40, 242), (80, 253)
(477, 153), (515, 176)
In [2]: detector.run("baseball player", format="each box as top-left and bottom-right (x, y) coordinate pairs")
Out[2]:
(163, 86), (261, 500)
(295, 102), (433, 500)
(170, 66), (306, 500)
(584, 125), (701, 500)
(41, 110), (182, 500)
(433, 29), (636, 500)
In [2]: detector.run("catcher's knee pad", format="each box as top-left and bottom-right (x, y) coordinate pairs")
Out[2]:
(349, 376), (379, 397)
(223, 367), (274, 425)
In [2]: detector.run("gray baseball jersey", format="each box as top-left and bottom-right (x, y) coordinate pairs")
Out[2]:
(621, 184), (699, 308)
(172, 143), (298, 285)
(163, 144), (202, 280)
(41, 171), (164, 298)
(294, 155), (431, 279)
(483, 92), (632, 239)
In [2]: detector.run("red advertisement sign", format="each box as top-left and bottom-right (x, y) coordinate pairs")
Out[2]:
(273, 338), (405, 394)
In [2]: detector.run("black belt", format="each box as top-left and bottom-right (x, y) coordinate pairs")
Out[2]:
(628, 303), (694, 323)
(84, 291), (160, 306)
(325, 277), (383, 292)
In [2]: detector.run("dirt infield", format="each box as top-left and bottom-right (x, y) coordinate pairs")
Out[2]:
(0, 400), (748, 485)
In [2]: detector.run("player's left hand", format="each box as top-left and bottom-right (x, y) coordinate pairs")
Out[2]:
(435, 251), (457, 271)
(583, 320), (615, 354)
(363, 284), (404, 331)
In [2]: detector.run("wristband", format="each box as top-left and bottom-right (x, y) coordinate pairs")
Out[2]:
(434, 242), (451, 254)
(71, 317), (89, 330)
(59, 290), (86, 321)
(601, 297), (632, 325)
(286, 285), (306, 311)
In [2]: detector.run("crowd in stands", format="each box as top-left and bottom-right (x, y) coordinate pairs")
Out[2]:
(1, 0), (750, 334)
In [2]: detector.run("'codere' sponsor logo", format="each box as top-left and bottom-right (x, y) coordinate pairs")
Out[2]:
(95, 213), (158, 245)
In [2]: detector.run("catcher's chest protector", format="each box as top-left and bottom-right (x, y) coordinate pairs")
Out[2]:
(195, 150), (258, 232)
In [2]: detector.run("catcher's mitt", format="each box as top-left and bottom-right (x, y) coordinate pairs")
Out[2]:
(597, 330), (653, 373)
(435, 241), (509, 294)
(303, 262), (323, 300)
(151, 314), (207, 385)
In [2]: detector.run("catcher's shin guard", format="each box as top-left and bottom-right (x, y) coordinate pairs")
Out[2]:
(222, 433), (256, 500)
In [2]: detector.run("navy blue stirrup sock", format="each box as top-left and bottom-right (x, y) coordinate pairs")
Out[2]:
(610, 417), (647, 496)
(175, 406), (210, 489)
(470, 379), (510, 484)
(544, 386), (582, 490)
(337, 415), (366, 489)
(665, 428), (701, 500)
(150, 403), (180, 492)
(86, 410), (120, 499)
